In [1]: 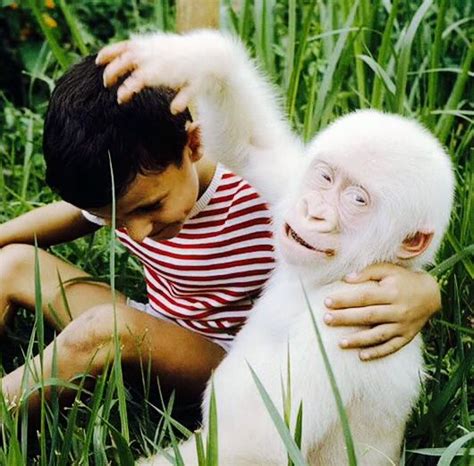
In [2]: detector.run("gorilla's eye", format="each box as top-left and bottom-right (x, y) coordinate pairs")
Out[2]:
(344, 187), (369, 207)
(316, 166), (333, 184)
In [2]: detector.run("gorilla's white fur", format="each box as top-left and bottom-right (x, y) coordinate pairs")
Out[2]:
(130, 30), (454, 465)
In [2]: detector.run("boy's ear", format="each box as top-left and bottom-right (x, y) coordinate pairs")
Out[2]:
(185, 121), (203, 162)
(396, 231), (434, 260)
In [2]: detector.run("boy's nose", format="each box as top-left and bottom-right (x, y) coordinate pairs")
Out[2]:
(125, 219), (153, 243)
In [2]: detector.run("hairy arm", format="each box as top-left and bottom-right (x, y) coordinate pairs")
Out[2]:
(0, 201), (101, 248)
(97, 29), (302, 203)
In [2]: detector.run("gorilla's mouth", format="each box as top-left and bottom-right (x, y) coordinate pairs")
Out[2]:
(285, 224), (335, 257)
(288, 225), (315, 250)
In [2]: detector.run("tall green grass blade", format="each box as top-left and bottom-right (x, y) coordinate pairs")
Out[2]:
(247, 363), (307, 466)
(33, 240), (47, 466)
(154, 0), (172, 31)
(445, 231), (474, 279)
(23, 378), (81, 401)
(358, 54), (396, 95)
(80, 370), (109, 464)
(108, 153), (130, 442)
(435, 320), (474, 337)
(57, 0), (89, 56)
(93, 406), (109, 465)
(20, 115), (34, 200)
(286, 0), (317, 122)
(47, 339), (60, 466)
(0, 393), (22, 464)
(194, 429), (206, 466)
(438, 432), (474, 466)
(284, 0), (297, 92)
(253, 0), (276, 79)
(161, 392), (185, 466)
(109, 428), (135, 466)
(57, 270), (74, 323)
(60, 384), (93, 465)
(352, 5), (367, 108)
(371, 0), (399, 108)
(413, 350), (474, 436)
(294, 401), (303, 449)
(27, 0), (70, 69)
(300, 280), (357, 466)
(283, 342), (292, 428)
(436, 42), (474, 144)
(425, 0), (448, 127)
(311, 0), (359, 133)
(238, 0), (253, 42)
(394, 0), (433, 114)
(408, 447), (473, 457)
(223, 0), (239, 34)
(206, 382), (219, 466)
(430, 244), (474, 276)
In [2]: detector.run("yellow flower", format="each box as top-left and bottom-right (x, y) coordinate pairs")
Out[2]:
(45, 0), (56, 8)
(42, 13), (58, 28)
(10, 2), (19, 9)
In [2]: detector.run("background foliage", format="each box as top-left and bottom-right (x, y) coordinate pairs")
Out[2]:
(0, 0), (472, 464)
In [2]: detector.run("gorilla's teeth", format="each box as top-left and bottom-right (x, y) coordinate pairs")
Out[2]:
(290, 228), (314, 250)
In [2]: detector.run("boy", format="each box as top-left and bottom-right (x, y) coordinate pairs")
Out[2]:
(0, 32), (440, 412)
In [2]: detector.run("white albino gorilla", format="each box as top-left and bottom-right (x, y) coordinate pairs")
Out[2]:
(97, 31), (454, 465)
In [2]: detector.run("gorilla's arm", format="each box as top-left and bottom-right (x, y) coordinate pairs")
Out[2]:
(98, 29), (303, 203)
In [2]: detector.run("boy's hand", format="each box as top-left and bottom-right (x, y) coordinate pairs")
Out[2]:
(323, 263), (441, 361)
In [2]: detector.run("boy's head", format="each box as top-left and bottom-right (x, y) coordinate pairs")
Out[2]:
(43, 54), (196, 210)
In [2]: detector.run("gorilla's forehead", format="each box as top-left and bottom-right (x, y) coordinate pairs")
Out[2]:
(303, 145), (408, 198)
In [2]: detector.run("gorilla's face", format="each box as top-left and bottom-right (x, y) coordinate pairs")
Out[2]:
(277, 160), (373, 273)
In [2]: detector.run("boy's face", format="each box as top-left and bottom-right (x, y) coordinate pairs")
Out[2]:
(89, 148), (201, 243)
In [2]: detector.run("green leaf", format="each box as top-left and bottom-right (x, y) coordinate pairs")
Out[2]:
(206, 382), (219, 466)
(57, 0), (89, 56)
(438, 432), (474, 465)
(300, 281), (358, 466)
(430, 244), (474, 276)
(247, 363), (307, 466)
(407, 446), (473, 457)
(358, 54), (396, 95)
(26, 0), (70, 69)
(109, 428), (135, 466)
(395, 0), (433, 114)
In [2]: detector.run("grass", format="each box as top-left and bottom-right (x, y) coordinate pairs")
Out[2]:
(0, 0), (472, 464)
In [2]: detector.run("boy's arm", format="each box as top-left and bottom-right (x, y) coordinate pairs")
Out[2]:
(97, 30), (302, 203)
(0, 201), (101, 249)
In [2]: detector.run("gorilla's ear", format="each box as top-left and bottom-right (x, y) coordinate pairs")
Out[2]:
(397, 231), (434, 259)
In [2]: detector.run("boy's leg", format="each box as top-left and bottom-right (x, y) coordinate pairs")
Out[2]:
(0, 244), (225, 410)
(2, 302), (225, 411)
(0, 243), (128, 330)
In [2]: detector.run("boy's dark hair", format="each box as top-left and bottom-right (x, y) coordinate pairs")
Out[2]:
(43, 55), (192, 209)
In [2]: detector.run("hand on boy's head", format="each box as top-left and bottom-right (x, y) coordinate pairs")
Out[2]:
(97, 38), (193, 112)
(323, 263), (441, 361)
(97, 41), (144, 103)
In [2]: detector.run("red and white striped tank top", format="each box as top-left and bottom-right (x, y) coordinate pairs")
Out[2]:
(115, 164), (275, 345)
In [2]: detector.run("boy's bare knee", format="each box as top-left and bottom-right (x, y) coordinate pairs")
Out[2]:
(58, 304), (138, 366)
(0, 244), (36, 295)
(0, 244), (36, 275)
(58, 305), (115, 362)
